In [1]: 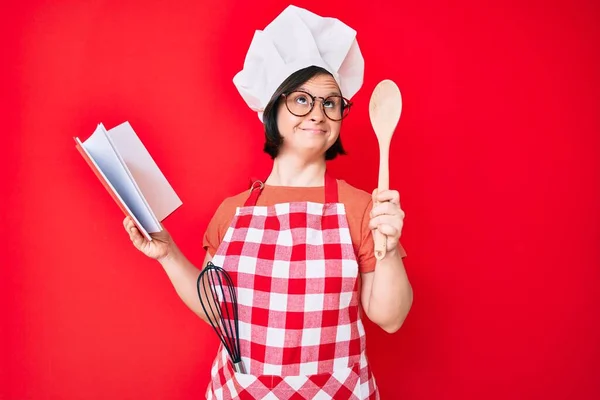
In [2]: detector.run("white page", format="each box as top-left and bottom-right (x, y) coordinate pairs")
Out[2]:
(106, 122), (182, 221)
(81, 124), (162, 234)
(75, 137), (153, 241)
(100, 123), (161, 229)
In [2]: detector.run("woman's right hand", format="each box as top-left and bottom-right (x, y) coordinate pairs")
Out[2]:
(123, 216), (175, 261)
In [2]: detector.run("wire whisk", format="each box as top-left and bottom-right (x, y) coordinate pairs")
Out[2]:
(197, 261), (245, 373)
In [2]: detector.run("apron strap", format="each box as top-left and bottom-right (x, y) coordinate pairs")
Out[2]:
(244, 172), (338, 207)
(324, 172), (338, 203)
(244, 179), (264, 207)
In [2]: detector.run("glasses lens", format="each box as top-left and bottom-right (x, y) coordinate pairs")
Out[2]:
(286, 92), (313, 116)
(322, 96), (348, 121)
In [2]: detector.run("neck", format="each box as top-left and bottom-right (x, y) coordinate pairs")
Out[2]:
(266, 155), (327, 187)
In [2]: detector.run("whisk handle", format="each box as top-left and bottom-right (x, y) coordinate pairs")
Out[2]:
(233, 360), (246, 374)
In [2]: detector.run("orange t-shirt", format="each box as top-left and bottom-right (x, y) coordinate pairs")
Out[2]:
(202, 179), (406, 274)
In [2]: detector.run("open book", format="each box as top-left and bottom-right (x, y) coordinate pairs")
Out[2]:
(74, 121), (182, 241)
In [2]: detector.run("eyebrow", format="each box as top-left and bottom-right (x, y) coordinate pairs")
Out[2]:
(297, 87), (341, 97)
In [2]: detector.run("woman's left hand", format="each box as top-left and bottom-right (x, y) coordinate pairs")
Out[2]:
(369, 189), (405, 253)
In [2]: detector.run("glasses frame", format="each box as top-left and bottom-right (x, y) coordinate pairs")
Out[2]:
(281, 90), (353, 121)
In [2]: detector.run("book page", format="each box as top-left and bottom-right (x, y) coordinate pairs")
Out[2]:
(100, 123), (161, 229)
(75, 138), (153, 241)
(106, 122), (182, 221)
(81, 124), (162, 234)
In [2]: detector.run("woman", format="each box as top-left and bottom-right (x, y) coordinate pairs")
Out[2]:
(123, 6), (412, 399)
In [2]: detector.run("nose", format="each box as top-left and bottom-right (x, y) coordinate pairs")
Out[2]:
(308, 99), (326, 122)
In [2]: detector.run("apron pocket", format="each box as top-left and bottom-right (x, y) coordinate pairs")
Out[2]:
(228, 363), (361, 400)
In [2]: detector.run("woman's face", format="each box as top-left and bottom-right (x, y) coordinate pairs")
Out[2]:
(276, 73), (342, 160)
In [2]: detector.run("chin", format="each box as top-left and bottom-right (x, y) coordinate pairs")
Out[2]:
(299, 145), (330, 157)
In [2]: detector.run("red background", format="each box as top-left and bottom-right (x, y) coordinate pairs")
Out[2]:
(2, 1), (599, 399)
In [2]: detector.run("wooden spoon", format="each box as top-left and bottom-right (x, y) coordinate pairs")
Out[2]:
(369, 79), (403, 260)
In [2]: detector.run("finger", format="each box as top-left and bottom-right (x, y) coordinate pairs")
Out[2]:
(376, 189), (400, 205)
(376, 224), (399, 238)
(124, 217), (137, 232)
(124, 219), (139, 238)
(128, 222), (142, 237)
(368, 215), (402, 231)
(371, 202), (403, 218)
(129, 225), (146, 248)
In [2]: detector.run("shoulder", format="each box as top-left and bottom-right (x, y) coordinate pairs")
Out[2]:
(337, 179), (373, 210)
(213, 189), (251, 217)
(204, 189), (252, 255)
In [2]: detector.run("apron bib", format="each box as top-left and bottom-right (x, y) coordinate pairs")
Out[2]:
(205, 174), (378, 399)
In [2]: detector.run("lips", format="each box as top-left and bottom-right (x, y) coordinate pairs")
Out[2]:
(301, 128), (326, 134)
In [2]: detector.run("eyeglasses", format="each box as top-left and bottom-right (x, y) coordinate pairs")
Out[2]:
(282, 91), (353, 121)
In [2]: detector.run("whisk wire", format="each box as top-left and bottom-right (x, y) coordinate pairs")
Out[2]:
(215, 267), (240, 361)
(208, 267), (236, 359)
(200, 266), (232, 360)
(197, 262), (243, 370)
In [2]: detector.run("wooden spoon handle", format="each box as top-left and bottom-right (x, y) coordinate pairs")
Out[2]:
(374, 144), (390, 260)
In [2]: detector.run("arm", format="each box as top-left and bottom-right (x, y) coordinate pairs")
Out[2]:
(360, 189), (413, 333)
(360, 250), (413, 333)
(158, 246), (214, 324)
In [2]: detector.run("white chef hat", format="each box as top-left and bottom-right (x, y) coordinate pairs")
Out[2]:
(233, 5), (365, 121)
